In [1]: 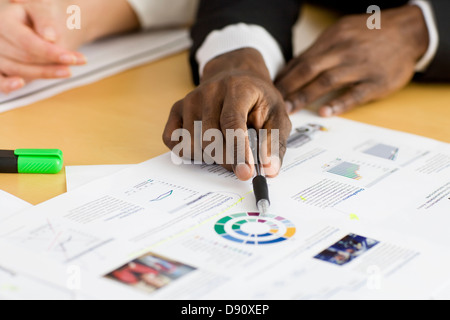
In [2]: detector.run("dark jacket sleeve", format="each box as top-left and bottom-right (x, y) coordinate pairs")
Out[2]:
(189, 0), (302, 85)
(309, 0), (409, 14)
(415, 0), (450, 82)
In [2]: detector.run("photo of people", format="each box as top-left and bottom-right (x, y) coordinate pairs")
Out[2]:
(105, 252), (196, 294)
(314, 234), (379, 266)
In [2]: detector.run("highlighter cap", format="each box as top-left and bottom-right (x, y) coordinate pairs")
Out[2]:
(15, 149), (63, 174)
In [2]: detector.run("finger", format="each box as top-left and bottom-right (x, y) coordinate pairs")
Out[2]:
(162, 100), (184, 151)
(318, 83), (378, 117)
(23, 1), (59, 43)
(259, 107), (292, 178)
(286, 67), (365, 113)
(201, 86), (227, 166)
(0, 39), (34, 65)
(3, 21), (86, 65)
(275, 56), (301, 82)
(0, 74), (25, 94)
(0, 57), (71, 80)
(276, 52), (343, 99)
(181, 99), (203, 163)
(220, 88), (256, 181)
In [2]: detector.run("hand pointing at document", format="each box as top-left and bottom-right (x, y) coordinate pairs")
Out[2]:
(163, 48), (292, 181)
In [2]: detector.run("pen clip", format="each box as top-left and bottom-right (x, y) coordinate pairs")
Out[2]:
(248, 128), (261, 176)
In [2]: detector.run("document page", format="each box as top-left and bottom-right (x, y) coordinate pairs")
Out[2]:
(0, 111), (449, 299)
(66, 165), (131, 191)
(0, 190), (32, 220)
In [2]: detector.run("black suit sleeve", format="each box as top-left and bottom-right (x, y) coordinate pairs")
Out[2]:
(308, 0), (409, 14)
(190, 0), (302, 85)
(415, 0), (450, 82)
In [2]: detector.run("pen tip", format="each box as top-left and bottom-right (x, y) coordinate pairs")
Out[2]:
(257, 199), (270, 217)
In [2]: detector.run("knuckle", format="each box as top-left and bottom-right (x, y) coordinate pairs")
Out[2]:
(224, 74), (244, 87)
(318, 72), (338, 88)
(225, 74), (256, 94)
(162, 130), (174, 148)
(21, 52), (35, 64)
(162, 129), (171, 147)
(201, 115), (218, 129)
(2, 62), (18, 76)
(351, 88), (367, 103)
(162, 102), (183, 146)
(297, 61), (316, 77)
(224, 76), (246, 95)
(172, 99), (184, 111)
(220, 112), (243, 131)
(19, 36), (33, 53)
(44, 45), (57, 60)
(41, 67), (54, 78)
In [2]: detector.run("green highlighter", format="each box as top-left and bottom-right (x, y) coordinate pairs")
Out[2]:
(0, 149), (63, 174)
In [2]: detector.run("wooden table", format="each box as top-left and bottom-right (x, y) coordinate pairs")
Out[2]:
(0, 51), (449, 205)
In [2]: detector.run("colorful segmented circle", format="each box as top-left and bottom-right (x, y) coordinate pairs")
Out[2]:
(214, 212), (296, 245)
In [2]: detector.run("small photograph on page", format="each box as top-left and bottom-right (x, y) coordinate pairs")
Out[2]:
(105, 252), (196, 294)
(314, 234), (379, 266)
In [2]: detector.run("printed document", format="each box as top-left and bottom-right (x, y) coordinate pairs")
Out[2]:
(0, 111), (449, 299)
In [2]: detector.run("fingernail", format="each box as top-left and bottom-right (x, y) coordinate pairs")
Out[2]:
(322, 106), (334, 117)
(77, 54), (88, 65)
(59, 54), (77, 65)
(8, 79), (25, 90)
(285, 101), (293, 114)
(293, 97), (306, 110)
(332, 104), (344, 115)
(264, 156), (281, 177)
(234, 163), (252, 181)
(54, 69), (71, 78)
(43, 27), (57, 42)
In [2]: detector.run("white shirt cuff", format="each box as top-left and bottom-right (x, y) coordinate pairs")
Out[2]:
(409, 0), (439, 72)
(196, 23), (285, 81)
(127, 0), (198, 29)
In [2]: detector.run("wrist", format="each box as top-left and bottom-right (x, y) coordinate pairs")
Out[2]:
(394, 5), (429, 61)
(202, 48), (272, 83)
(78, 0), (139, 43)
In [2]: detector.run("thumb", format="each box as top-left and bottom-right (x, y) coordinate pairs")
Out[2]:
(24, 2), (60, 43)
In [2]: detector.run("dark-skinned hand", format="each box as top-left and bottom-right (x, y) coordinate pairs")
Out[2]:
(276, 5), (429, 117)
(163, 48), (292, 181)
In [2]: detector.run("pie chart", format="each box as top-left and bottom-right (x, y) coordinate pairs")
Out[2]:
(214, 212), (296, 245)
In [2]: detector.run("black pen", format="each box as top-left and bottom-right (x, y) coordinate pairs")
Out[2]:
(248, 129), (271, 217)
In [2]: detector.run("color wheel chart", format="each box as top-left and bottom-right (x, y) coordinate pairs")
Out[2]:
(214, 212), (296, 245)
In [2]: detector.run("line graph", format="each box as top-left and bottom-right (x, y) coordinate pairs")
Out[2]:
(3, 219), (113, 263)
(150, 190), (173, 202)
